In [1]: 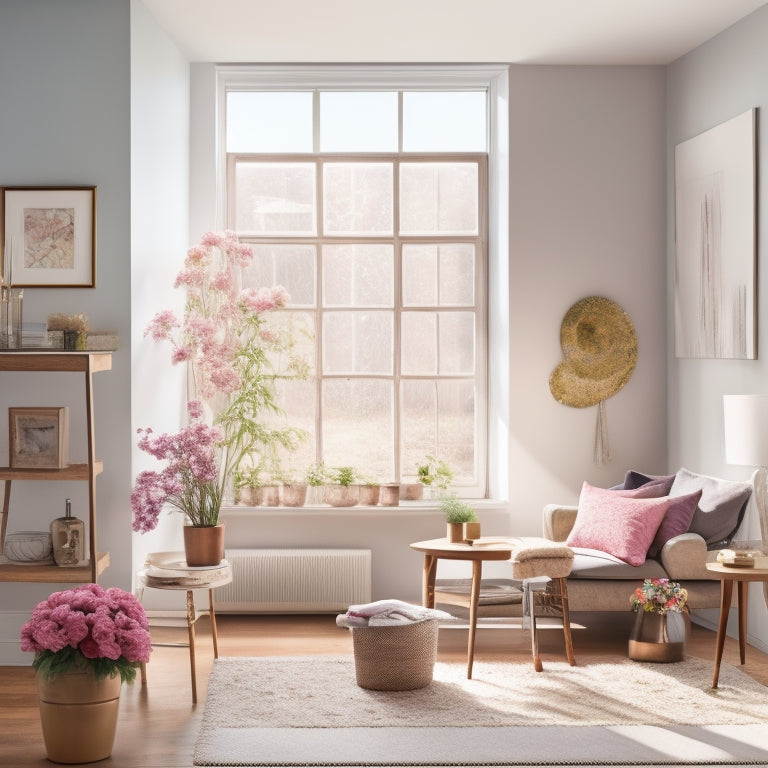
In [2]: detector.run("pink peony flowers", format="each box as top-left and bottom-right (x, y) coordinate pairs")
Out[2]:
(20, 584), (152, 682)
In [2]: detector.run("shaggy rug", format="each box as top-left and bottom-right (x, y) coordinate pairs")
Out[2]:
(194, 655), (768, 766)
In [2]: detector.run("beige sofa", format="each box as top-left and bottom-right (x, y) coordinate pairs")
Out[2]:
(542, 467), (755, 613)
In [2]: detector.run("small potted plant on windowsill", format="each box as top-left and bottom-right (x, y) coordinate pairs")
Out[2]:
(278, 469), (308, 507)
(441, 496), (478, 543)
(324, 465), (359, 507)
(355, 475), (381, 506)
(416, 455), (454, 500)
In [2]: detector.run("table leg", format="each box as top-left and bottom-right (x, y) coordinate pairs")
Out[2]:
(557, 578), (576, 666)
(712, 578), (733, 688)
(209, 588), (220, 659)
(467, 560), (482, 679)
(737, 581), (747, 665)
(422, 554), (437, 609)
(186, 590), (198, 704)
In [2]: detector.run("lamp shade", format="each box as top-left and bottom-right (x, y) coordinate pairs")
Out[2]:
(724, 394), (768, 467)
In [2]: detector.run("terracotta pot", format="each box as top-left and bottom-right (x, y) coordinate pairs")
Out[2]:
(36, 666), (121, 763)
(379, 484), (400, 506)
(280, 483), (308, 507)
(259, 485), (280, 506)
(447, 522), (464, 543)
(358, 485), (380, 506)
(464, 521), (481, 541)
(628, 610), (688, 662)
(323, 485), (360, 507)
(400, 483), (424, 500)
(183, 523), (225, 567)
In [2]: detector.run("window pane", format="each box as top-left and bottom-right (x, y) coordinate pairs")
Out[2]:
(402, 91), (486, 152)
(322, 244), (393, 307)
(227, 92), (313, 152)
(401, 379), (475, 484)
(322, 379), (394, 477)
(400, 163), (478, 235)
(245, 244), (316, 307)
(403, 244), (475, 306)
(323, 163), (393, 235)
(323, 311), (393, 374)
(320, 92), (398, 152)
(439, 312), (475, 374)
(270, 378), (317, 476)
(401, 312), (436, 375)
(234, 161), (316, 235)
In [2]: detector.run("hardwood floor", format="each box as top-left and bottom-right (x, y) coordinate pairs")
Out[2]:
(1, 612), (767, 768)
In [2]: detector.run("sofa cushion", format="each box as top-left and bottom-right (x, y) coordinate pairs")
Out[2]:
(569, 547), (669, 579)
(620, 470), (676, 493)
(669, 468), (752, 548)
(566, 482), (670, 566)
(646, 489), (702, 558)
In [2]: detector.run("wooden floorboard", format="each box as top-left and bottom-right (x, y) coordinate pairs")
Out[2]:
(1, 612), (766, 768)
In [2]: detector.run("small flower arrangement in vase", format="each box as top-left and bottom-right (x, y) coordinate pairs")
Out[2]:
(628, 578), (689, 663)
(630, 578), (688, 614)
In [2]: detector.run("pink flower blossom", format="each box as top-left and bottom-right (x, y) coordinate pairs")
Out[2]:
(20, 585), (152, 683)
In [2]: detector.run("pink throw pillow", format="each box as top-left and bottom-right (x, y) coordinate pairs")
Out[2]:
(566, 482), (670, 566)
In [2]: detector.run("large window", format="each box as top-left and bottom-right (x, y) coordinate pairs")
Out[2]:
(217, 66), (507, 498)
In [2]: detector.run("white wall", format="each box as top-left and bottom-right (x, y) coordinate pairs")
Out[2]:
(507, 65), (668, 522)
(666, 4), (768, 650)
(0, 0), (132, 663)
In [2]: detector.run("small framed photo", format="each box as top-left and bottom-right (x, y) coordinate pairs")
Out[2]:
(1, 186), (96, 288)
(9, 407), (69, 469)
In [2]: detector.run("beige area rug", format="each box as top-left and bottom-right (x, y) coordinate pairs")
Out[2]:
(194, 654), (768, 766)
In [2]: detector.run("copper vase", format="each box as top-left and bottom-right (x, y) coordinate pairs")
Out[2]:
(36, 666), (122, 763)
(628, 610), (687, 662)
(183, 523), (225, 567)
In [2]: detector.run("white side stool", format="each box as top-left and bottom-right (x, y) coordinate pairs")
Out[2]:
(136, 551), (232, 704)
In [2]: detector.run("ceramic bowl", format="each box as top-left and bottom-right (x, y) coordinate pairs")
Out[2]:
(3, 531), (53, 562)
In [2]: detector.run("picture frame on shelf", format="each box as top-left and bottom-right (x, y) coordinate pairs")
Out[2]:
(1, 186), (96, 288)
(9, 406), (69, 469)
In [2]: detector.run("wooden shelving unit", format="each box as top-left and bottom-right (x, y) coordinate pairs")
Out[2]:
(0, 351), (112, 583)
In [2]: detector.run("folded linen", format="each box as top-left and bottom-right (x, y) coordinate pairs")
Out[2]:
(336, 598), (452, 628)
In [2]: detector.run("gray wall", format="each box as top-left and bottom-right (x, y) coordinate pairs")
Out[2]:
(0, 0), (132, 662)
(667, 4), (768, 648)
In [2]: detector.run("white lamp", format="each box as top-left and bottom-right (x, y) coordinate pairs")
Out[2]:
(723, 394), (768, 553)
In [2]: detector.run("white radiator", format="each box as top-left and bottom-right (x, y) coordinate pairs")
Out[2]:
(216, 548), (372, 613)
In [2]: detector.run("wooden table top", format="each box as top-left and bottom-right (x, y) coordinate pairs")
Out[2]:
(706, 557), (768, 580)
(410, 537), (515, 561)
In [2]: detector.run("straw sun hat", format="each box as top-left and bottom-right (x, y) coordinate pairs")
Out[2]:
(549, 296), (637, 409)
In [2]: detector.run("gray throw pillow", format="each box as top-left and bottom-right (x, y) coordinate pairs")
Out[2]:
(669, 468), (752, 547)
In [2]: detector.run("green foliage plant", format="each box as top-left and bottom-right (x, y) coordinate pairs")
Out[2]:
(417, 455), (454, 490)
(440, 496), (477, 523)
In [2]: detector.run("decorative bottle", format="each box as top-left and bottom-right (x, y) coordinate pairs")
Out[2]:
(50, 498), (85, 566)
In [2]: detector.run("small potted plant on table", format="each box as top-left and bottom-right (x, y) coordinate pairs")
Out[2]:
(441, 496), (478, 543)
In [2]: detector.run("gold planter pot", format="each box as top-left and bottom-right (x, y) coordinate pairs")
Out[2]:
(628, 609), (688, 663)
(37, 666), (122, 763)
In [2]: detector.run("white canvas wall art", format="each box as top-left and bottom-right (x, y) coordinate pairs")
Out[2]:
(674, 108), (756, 359)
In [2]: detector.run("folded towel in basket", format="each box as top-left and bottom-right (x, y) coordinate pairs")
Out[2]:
(336, 598), (453, 628)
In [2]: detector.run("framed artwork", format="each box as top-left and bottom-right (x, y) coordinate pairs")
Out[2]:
(674, 109), (756, 359)
(1, 186), (96, 288)
(9, 407), (69, 469)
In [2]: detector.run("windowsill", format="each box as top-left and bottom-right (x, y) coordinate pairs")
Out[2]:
(221, 499), (509, 517)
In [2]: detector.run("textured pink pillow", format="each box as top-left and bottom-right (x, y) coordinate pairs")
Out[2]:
(566, 482), (670, 566)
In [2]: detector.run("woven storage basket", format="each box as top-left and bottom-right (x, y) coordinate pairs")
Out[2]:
(351, 619), (439, 691)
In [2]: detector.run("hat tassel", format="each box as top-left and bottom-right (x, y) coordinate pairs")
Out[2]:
(594, 400), (610, 465)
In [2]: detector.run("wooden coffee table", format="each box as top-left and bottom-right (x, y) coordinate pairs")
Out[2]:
(410, 537), (575, 678)
(705, 557), (768, 688)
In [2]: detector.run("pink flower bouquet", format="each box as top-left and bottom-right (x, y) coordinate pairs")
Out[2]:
(20, 584), (152, 683)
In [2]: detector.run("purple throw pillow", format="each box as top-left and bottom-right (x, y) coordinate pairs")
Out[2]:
(646, 489), (702, 558)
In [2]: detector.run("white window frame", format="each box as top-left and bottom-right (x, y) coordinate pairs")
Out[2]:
(192, 63), (509, 500)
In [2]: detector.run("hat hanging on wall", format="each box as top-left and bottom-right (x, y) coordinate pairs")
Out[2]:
(549, 296), (638, 465)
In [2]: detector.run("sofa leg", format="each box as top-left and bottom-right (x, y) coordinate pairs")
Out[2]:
(558, 577), (576, 666)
